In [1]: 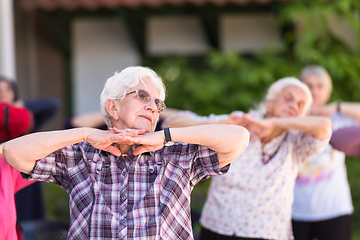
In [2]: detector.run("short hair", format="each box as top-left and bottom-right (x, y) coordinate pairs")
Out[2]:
(100, 66), (166, 128)
(299, 65), (333, 92)
(265, 77), (313, 116)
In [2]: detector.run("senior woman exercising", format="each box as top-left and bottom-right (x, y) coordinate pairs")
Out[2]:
(3, 66), (249, 240)
(165, 77), (332, 240)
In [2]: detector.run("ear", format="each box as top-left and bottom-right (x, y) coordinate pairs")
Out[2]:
(265, 99), (273, 117)
(105, 99), (120, 120)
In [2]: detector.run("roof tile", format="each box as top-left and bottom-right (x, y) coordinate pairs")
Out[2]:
(19, 0), (287, 11)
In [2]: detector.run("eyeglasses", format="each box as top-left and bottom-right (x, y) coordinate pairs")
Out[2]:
(126, 89), (166, 112)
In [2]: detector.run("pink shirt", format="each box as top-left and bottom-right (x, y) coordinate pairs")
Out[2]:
(0, 157), (34, 240)
(200, 132), (329, 240)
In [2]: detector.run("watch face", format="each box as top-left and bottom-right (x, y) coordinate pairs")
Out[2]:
(165, 141), (174, 147)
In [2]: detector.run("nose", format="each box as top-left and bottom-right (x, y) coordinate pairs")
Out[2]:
(288, 99), (298, 111)
(145, 99), (157, 113)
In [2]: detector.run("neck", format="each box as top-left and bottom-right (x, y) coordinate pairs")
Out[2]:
(262, 131), (282, 144)
(263, 113), (283, 143)
(117, 144), (132, 155)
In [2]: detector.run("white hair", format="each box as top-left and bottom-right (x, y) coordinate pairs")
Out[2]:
(265, 77), (313, 115)
(300, 65), (333, 92)
(100, 66), (166, 128)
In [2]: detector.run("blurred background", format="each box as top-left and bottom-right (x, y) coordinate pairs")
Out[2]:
(1, 0), (360, 239)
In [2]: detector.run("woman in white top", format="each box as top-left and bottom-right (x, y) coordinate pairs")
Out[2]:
(165, 77), (332, 240)
(292, 65), (360, 240)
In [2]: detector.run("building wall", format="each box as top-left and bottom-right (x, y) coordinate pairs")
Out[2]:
(15, 8), (66, 131)
(72, 18), (139, 114)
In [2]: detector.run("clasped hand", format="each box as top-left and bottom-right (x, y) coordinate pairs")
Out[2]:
(222, 113), (279, 143)
(85, 127), (165, 157)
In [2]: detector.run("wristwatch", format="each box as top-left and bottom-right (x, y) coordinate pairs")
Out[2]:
(164, 126), (174, 146)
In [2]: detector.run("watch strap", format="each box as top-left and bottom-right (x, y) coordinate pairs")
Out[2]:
(164, 126), (174, 146)
(164, 126), (172, 142)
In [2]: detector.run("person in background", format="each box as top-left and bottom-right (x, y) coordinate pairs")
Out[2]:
(0, 75), (60, 132)
(165, 77), (332, 240)
(292, 65), (360, 240)
(0, 76), (35, 240)
(0, 76), (61, 234)
(329, 126), (360, 158)
(0, 77), (34, 145)
(3, 66), (249, 240)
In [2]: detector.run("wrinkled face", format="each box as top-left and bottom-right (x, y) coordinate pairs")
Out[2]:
(111, 78), (160, 133)
(302, 74), (331, 106)
(0, 80), (15, 103)
(266, 85), (308, 118)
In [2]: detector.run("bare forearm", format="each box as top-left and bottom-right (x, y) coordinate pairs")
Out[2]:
(272, 116), (332, 140)
(169, 124), (249, 167)
(165, 113), (230, 128)
(165, 116), (211, 128)
(339, 102), (360, 122)
(3, 128), (89, 174)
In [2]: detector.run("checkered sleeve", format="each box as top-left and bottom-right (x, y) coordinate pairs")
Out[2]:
(24, 143), (85, 190)
(292, 132), (331, 165)
(189, 144), (230, 186)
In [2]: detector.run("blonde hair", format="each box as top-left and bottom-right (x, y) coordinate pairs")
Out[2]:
(300, 65), (333, 92)
(100, 66), (166, 128)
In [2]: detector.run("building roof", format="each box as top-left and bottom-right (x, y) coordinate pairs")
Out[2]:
(19, 0), (287, 11)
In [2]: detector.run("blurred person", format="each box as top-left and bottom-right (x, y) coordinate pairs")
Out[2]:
(0, 77), (34, 144)
(3, 66), (250, 240)
(165, 77), (332, 240)
(292, 65), (360, 240)
(0, 76), (35, 240)
(0, 76), (60, 231)
(0, 76), (60, 132)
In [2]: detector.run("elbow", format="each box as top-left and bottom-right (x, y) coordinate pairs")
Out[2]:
(218, 126), (249, 168)
(317, 117), (332, 140)
(232, 126), (250, 161)
(3, 141), (22, 171)
(239, 127), (250, 154)
(3, 141), (15, 165)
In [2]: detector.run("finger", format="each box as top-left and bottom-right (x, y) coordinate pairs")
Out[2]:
(111, 128), (145, 136)
(104, 145), (122, 157)
(133, 145), (148, 156)
(114, 137), (137, 146)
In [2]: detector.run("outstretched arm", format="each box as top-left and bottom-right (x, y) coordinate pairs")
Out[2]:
(330, 126), (360, 158)
(311, 101), (360, 123)
(164, 111), (242, 128)
(337, 102), (360, 123)
(241, 115), (332, 143)
(166, 125), (249, 168)
(3, 127), (145, 174)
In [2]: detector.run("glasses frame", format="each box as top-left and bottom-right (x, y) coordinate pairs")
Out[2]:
(125, 89), (166, 113)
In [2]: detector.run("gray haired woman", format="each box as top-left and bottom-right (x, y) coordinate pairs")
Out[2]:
(165, 77), (332, 240)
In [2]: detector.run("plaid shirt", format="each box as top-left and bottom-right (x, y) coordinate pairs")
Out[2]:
(25, 142), (227, 240)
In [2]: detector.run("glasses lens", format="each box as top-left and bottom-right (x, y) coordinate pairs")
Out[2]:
(155, 99), (166, 112)
(137, 90), (151, 102)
